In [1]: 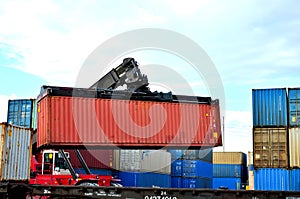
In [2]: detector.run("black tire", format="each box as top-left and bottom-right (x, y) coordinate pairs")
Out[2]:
(77, 182), (99, 187)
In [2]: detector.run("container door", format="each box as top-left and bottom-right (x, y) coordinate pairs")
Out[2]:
(253, 128), (288, 168)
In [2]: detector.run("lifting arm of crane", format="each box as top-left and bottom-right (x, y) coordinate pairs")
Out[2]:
(89, 58), (150, 93)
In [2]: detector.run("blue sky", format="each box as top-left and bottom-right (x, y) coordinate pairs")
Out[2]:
(0, 0), (299, 153)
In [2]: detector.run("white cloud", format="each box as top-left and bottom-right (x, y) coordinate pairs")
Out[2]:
(131, 5), (166, 25)
(1, 0), (297, 89)
(0, 1), (170, 87)
(164, 0), (211, 17)
(0, 1), (114, 85)
(1, 0), (299, 154)
(225, 110), (252, 128)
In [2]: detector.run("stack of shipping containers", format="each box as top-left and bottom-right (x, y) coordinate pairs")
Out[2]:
(287, 88), (300, 191)
(212, 152), (247, 190)
(252, 88), (300, 191)
(113, 150), (171, 187)
(6, 90), (221, 189)
(6, 99), (172, 187)
(169, 149), (213, 188)
(252, 88), (289, 190)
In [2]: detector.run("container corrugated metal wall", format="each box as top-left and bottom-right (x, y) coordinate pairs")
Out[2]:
(288, 127), (300, 168)
(212, 178), (241, 190)
(169, 148), (213, 188)
(288, 88), (300, 127)
(171, 160), (182, 176)
(7, 99), (37, 129)
(259, 169), (300, 191)
(182, 160), (212, 178)
(118, 171), (171, 187)
(37, 94), (222, 148)
(213, 152), (246, 165)
(252, 88), (288, 127)
(171, 177), (212, 188)
(114, 150), (171, 174)
(66, 149), (113, 169)
(213, 164), (246, 178)
(0, 123), (32, 181)
(253, 127), (288, 168)
(289, 169), (300, 191)
(181, 177), (212, 188)
(254, 168), (290, 191)
(171, 177), (182, 188)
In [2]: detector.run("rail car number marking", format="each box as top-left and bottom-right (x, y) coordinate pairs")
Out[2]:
(144, 196), (177, 199)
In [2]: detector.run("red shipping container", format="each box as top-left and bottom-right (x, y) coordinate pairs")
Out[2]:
(37, 88), (222, 149)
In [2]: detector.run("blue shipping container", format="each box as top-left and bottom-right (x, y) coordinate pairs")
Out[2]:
(213, 178), (241, 190)
(118, 171), (171, 188)
(7, 99), (37, 129)
(289, 88), (300, 127)
(252, 88), (288, 127)
(254, 168), (290, 191)
(182, 177), (212, 188)
(182, 160), (212, 178)
(171, 177), (182, 188)
(213, 164), (246, 178)
(171, 160), (182, 176)
(290, 169), (300, 191)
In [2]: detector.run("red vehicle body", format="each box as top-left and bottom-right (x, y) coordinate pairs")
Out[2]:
(29, 149), (118, 187)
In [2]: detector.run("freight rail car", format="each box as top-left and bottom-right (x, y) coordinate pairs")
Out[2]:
(2, 183), (300, 199)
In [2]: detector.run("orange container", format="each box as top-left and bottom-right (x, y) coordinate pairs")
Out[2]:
(37, 87), (222, 149)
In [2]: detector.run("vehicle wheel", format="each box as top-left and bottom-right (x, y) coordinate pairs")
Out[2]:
(111, 183), (123, 187)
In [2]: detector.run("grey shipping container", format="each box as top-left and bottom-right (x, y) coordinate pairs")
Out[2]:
(183, 148), (213, 162)
(114, 150), (171, 174)
(0, 123), (33, 181)
(168, 148), (213, 162)
(253, 127), (288, 168)
(289, 127), (300, 167)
